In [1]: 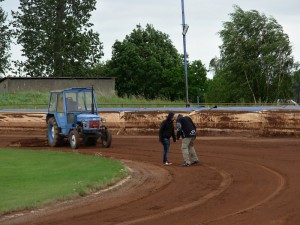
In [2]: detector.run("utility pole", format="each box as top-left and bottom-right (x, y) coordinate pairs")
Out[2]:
(181, 0), (189, 107)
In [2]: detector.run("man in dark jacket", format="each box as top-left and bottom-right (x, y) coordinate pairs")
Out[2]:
(159, 112), (176, 166)
(176, 114), (199, 166)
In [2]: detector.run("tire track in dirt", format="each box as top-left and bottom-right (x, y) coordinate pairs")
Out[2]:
(199, 156), (286, 225)
(113, 166), (232, 225)
(112, 156), (285, 225)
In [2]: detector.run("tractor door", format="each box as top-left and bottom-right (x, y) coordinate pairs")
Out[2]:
(55, 93), (67, 133)
(65, 92), (80, 132)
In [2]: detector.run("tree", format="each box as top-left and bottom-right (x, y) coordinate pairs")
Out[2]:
(12, 0), (103, 77)
(0, 0), (11, 76)
(206, 57), (238, 103)
(83, 61), (109, 78)
(292, 66), (300, 102)
(217, 5), (295, 103)
(106, 24), (184, 100)
(188, 60), (207, 103)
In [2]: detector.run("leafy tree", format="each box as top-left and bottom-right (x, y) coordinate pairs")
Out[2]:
(12, 0), (103, 77)
(206, 64), (230, 103)
(84, 61), (109, 78)
(106, 24), (184, 100)
(206, 57), (241, 103)
(292, 66), (300, 102)
(216, 5), (295, 103)
(0, 0), (11, 76)
(205, 77), (225, 103)
(188, 60), (207, 103)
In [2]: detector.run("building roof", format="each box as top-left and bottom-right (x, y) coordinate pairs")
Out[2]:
(0, 77), (115, 83)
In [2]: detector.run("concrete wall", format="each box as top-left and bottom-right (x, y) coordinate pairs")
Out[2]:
(0, 79), (8, 94)
(0, 77), (115, 96)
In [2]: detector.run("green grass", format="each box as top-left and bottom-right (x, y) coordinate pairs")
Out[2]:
(97, 94), (185, 108)
(0, 92), (49, 109)
(0, 92), (186, 109)
(0, 148), (127, 215)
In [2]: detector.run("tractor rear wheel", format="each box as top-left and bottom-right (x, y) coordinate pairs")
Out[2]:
(101, 128), (112, 148)
(69, 130), (80, 149)
(47, 117), (62, 147)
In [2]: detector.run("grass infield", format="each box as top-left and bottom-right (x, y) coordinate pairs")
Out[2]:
(0, 148), (127, 215)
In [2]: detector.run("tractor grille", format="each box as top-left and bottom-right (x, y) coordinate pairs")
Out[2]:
(89, 120), (100, 128)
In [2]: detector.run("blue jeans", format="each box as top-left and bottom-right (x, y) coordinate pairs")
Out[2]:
(162, 138), (170, 163)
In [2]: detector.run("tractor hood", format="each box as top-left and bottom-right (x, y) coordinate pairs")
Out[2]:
(77, 114), (100, 122)
(77, 114), (101, 130)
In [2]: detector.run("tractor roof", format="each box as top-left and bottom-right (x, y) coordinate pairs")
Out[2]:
(50, 87), (93, 93)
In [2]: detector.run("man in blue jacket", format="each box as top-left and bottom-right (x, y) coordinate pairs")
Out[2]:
(176, 114), (199, 167)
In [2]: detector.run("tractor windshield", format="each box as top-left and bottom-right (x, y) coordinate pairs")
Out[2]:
(66, 91), (96, 113)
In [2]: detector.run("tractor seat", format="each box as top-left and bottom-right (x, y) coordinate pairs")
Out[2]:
(67, 98), (78, 111)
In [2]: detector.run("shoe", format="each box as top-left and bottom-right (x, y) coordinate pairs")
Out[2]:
(167, 161), (172, 165)
(164, 162), (170, 166)
(182, 162), (190, 167)
(191, 160), (199, 165)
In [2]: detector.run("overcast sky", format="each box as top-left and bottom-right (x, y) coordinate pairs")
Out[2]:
(2, 0), (300, 77)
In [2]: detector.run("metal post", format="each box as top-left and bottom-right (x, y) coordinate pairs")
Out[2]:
(181, 0), (189, 107)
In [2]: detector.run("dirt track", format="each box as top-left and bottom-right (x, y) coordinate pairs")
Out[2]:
(1, 134), (300, 225)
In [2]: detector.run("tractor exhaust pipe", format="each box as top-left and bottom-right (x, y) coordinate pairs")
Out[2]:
(91, 85), (95, 114)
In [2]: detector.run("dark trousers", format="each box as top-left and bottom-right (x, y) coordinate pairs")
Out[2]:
(162, 138), (170, 163)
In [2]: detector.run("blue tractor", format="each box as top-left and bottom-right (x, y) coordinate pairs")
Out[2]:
(46, 87), (112, 149)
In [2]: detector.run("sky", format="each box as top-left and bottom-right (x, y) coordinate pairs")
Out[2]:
(1, 0), (300, 78)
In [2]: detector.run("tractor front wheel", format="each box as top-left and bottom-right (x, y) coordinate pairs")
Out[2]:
(101, 127), (112, 148)
(69, 130), (80, 149)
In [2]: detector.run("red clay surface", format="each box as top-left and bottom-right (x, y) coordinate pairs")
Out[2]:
(1, 134), (300, 225)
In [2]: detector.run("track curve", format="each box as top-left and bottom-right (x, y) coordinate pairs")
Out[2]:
(0, 135), (299, 225)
